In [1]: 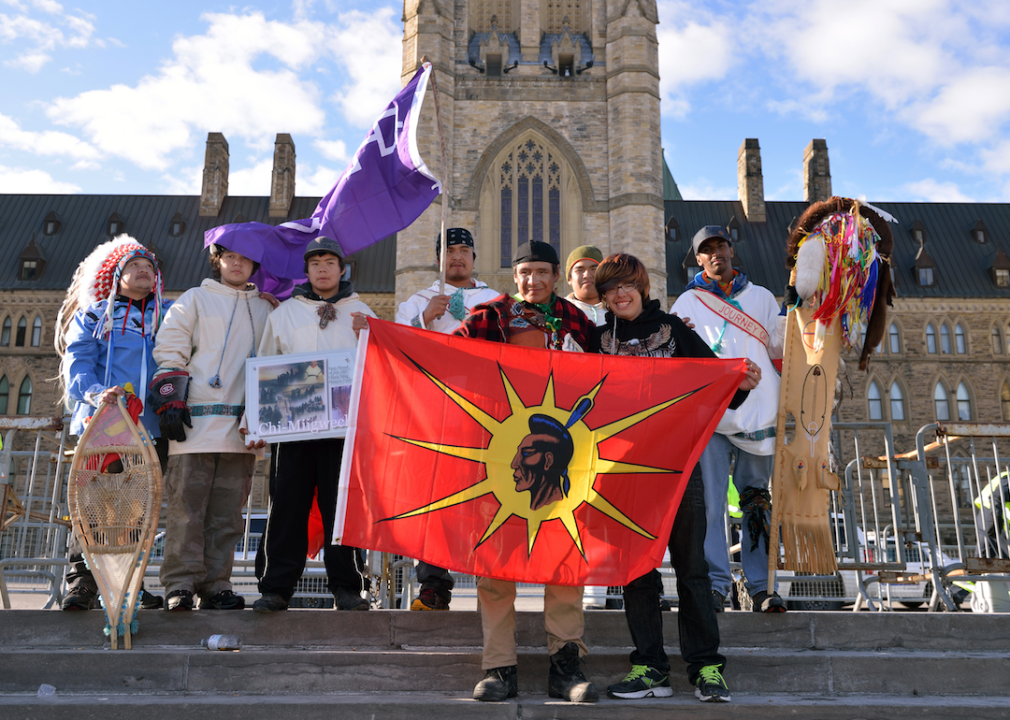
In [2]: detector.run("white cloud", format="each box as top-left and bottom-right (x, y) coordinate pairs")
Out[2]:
(299, 163), (342, 195)
(328, 8), (403, 127)
(907, 67), (1010, 146)
(0, 111), (99, 160)
(161, 164), (202, 195)
(656, 1), (735, 117)
(0, 164), (81, 192)
(0, 3), (96, 71)
(980, 140), (1010, 176)
(46, 12), (329, 170)
(314, 138), (349, 163)
(679, 178), (736, 200)
(753, 1), (1010, 147)
(228, 158), (274, 196)
(903, 178), (974, 203)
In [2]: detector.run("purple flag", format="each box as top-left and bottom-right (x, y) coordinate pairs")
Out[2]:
(204, 63), (441, 298)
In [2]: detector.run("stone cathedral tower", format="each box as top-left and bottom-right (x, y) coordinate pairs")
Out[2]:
(396, 0), (665, 305)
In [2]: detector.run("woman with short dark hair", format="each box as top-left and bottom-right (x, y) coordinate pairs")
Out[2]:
(589, 253), (759, 704)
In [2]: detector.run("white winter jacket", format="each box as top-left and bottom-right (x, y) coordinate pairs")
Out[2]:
(153, 279), (272, 456)
(671, 282), (785, 455)
(395, 279), (499, 334)
(258, 289), (377, 356)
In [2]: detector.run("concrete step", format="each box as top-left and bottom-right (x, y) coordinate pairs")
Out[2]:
(1, 645), (1007, 696)
(2, 693), (1010, 720)
(3, 608), (1010, 652)
(1, 609), (1008, 708)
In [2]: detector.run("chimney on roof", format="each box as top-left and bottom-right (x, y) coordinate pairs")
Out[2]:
(269, 133), (296, 218)
(737, 138), (766, 222)
(803, 139), (832, 203)
(199, 133), (229, 217)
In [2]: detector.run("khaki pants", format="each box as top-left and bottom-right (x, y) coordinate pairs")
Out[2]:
(160, 453), (254, 599)
(477, 577), (587, 669)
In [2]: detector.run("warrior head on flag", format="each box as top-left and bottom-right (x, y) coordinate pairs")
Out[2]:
(203, 63), (442, 298)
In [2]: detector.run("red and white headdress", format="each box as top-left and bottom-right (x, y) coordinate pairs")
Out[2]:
(57, 235), (164, 347)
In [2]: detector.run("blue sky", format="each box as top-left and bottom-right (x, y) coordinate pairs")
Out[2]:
(2, 0), (1010, 203)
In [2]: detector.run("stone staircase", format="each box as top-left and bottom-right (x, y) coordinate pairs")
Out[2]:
(1, 608), (1008, 719)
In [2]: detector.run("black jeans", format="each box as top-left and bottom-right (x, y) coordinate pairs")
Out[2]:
(622, 464), (726, 683)
(416, 561), (454, 601)
(256, 438), (365, 600)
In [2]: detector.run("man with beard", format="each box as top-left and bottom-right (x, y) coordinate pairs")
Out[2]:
(395, 229), (498, 611)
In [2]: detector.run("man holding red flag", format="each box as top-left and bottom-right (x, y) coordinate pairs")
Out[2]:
(252, 237), (375, 613)
(394, 228), (498, 612)
(454, 240), (597, 704)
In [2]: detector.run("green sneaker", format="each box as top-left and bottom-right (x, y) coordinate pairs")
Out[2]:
(694, 665), (731, 703)
(607, 665), (673, 699)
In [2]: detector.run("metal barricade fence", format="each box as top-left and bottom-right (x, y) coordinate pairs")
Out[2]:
(905, 423), (1010, 612)
(0, 417), (72, 609)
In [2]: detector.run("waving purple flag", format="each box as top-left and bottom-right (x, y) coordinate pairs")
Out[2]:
(204, 63), (441, 297)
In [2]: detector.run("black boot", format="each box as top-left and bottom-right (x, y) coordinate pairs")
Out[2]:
(473, 665), (518, 702)
(548, 642), (599, 703)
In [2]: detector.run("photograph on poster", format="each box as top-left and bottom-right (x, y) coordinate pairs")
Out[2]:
(246, 348), (358, 443)
(256, 359), (329, 436)
(329, 353), (354, 427)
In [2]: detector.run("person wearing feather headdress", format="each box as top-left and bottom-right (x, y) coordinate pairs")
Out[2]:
(671, 226), (788, 616)
(56, 236), (173, 611)
(589, 253), (758, 704)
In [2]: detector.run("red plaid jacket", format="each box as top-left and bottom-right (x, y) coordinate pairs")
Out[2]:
(453, 294), (592, 350)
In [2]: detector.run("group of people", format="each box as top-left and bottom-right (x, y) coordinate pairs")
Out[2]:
(56, 222), (789, 705)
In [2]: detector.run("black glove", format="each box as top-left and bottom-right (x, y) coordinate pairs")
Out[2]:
(149, 371), (191, 443)
(159, 405), (192, 442)
(784, 283), (801, 309)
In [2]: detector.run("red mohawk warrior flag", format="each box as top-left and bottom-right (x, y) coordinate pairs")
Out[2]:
(334, 320), (745, 587)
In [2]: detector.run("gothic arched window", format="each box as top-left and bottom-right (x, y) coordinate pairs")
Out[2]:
(479, 128), (583, 289)
(956, 382), (972, 421)
(890, 382), (905, 421)
(498, 138), (562, 266)
(17, 376), (32, 415)
(867, 381), (883, 420)
(934, 383), (949, 421)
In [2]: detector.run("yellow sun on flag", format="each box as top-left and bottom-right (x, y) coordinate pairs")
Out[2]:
(389, 360), (702, 557)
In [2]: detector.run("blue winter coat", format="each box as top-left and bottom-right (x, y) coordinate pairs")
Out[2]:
(63, 295), (173, 438)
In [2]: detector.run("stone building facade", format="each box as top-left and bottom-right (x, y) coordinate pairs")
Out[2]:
(2, 2), (1009, 522)
(396, 0), (666, 304)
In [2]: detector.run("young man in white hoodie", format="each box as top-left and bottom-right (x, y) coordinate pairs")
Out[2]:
(253, 237), (376, 613)
(394, 228), (498, 611)
(151, 244), (273, 611)
(671, 226), (787, 614)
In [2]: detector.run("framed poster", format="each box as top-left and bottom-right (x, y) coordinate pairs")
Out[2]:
(245, 349), (356, 443)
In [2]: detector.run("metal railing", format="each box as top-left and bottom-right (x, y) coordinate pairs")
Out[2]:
(0, 417), (72, 609)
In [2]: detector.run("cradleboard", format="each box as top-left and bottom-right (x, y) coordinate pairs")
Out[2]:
(68, 398), (162, 649)
(768, 198), (891, 586)
(768, 306), (842, 578)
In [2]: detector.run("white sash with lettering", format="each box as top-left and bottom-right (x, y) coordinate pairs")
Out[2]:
(690, 288), (770, 347)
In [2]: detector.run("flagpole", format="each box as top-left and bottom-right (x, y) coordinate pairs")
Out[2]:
(423, 58), (450, 295)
